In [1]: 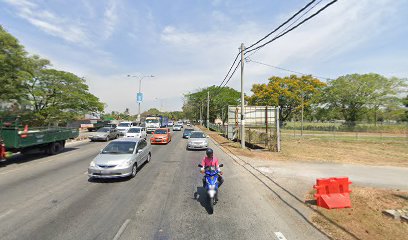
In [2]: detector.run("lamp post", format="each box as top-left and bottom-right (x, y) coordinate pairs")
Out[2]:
(127, 74), (154, 122)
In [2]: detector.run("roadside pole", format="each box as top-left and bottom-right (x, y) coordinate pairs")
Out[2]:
(240, 43), (245, 149)
(207, 91), (210, 128)
(200, 101), (203, 126)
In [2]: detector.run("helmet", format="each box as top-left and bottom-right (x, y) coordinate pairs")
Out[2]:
(206, 148), (213, 157)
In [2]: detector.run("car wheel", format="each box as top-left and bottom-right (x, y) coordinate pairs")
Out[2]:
(105, 137), (109, 142)
(146, 153), (151, 163)
(130, 163), (137, 178)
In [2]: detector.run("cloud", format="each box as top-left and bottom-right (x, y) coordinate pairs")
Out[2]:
(3, 0), (90, 45)
(103, 0), (119, 39)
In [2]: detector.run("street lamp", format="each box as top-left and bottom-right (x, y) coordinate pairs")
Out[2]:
(127, 74), (155, 122)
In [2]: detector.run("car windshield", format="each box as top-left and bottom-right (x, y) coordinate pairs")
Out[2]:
(97, 128), (110, 132)
(154, 129), (167, 134)
(128, 128), (141, 133)
(190, 132), (205, 138)
(118, 123), (130, 127)
(101, 142), (136, 154)
(146, 119), (159, 123)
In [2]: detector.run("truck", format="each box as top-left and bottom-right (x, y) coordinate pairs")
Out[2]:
(87, 120), (111, 132)
(145, 116), (168, 133)
(0, 117), (79, 161)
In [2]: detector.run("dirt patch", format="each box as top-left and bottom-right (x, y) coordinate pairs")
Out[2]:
(198, 126), (408, 167)
(308, 186), (408, 240)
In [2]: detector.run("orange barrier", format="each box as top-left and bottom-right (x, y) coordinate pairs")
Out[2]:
(314, 177), (352, 209)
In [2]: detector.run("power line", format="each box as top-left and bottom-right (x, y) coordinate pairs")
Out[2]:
(246, 0), (338, 54)
(246, 0), (317, 50)
(217, 52), (240, 88)
(246, 0), (324, 59)
(247, 58), (332, 81)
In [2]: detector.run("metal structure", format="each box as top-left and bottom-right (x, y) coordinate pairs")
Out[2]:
(225, 105), (280, 151)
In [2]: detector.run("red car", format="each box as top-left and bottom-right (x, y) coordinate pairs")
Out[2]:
(150, 128), (171, 144)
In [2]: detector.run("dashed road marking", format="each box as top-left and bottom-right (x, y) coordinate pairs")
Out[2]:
(0, 209), (14, 220)
(113, 219), (131, 240)
(274, 232), (287, 240)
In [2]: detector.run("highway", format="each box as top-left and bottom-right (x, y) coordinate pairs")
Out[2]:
(0, 130), (327, 240)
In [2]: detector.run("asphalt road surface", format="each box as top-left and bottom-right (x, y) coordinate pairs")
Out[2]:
(0, 131), (327, 240)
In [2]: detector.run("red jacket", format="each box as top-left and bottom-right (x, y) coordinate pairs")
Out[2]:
(200, 156), (220, 171)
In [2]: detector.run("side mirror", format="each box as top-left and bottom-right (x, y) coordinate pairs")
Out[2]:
(100, 149), (103, 153)
(198, 164), (203, 168)
(206, 136), (209, 138)
(137, 149), (143, 154)
(219, 164), (224, 167)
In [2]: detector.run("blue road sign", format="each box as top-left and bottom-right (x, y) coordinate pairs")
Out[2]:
(137, 93), (143, 103)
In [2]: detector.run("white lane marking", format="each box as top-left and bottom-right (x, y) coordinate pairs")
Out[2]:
(0, 209), (14, 220)
(274, 232), (287, 240)
(113, 219), (131, 240)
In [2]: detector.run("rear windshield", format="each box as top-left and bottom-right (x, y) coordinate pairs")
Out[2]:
(184, 129), (193, 133)
(97, 127), (110, 132)
(154, 129), (167, 134)
(128, 128), (141, 133)
(102, 142), (136, 154)
(190, 132), (205, 138)
(118, 123), (130, 127)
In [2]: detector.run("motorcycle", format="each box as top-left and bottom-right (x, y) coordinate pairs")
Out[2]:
(198, 163), (224, 214)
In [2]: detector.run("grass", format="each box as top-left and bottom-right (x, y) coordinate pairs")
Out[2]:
(283, 122), (408, 134)
(199, 126), (408, 167)
(308, 186), (408, 240)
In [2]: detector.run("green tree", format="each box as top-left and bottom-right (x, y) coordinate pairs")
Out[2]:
(0, 25), (28, 101)
(324, 73), (406, 126)
(183, 86), (240, 123)
(22, 68), (104, 125)
(246, 75), (326, 122)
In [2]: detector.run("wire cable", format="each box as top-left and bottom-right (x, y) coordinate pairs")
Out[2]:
(217, 52), (240, 88)
(247, 58), (332, 80)
(246, 0), (324, 59)
(246, 0), (317, 50)
(246, 0), (338, 54)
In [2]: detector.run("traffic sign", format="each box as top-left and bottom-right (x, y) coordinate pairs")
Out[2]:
(137, 92), (143, 103)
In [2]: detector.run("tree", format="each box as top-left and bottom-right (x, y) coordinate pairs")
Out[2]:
(22, 68), (104, 125)
(183, 86), (240, 123)
(246, 75), (326, 122)
(324, 73), (406, 126)
(141, 108), (161, 118)
(0, 25), (28, 102)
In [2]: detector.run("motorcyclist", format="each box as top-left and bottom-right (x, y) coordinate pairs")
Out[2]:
(200, 148), (224, 188)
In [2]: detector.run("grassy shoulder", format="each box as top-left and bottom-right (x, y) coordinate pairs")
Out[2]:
(198, 126), (408, 167)
(309, 186), (408, 240)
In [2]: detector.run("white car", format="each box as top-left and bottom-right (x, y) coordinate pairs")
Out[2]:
(168, 121), (174, 126)
(187, 131), (209, 150)
(125, 127), (147, 139)
(173, 125), (182, 131)
(117, 122), (133, 135)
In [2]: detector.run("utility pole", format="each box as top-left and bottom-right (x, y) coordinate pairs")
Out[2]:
(240, 43), (245, 149)
(301, 93), (304, 137)
(200, 101), (203, 125)
(207, 91), (210, 128)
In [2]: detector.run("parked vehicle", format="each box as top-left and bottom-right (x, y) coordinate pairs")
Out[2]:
(87, 120), (111, 132)
(198, 163), (224, 214)
(150, 128), (171, 144)
(173, 124), (182, 131)
(183, 128), (194, 138)
(0, 117), (79, 160)
(89, 127), (119, 142)
(116, 121), (133, 135)
(145, 116), (169, 133)
(125, 127), (147, 139)
(88, 138), (151, 179)
(104, 123), (117, 129)
(187, 131), (209, 150)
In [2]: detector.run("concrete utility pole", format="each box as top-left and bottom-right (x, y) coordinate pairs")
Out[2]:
(200, 101), (203, 125)
(207, 91), (210, 128)
(240, 43), (245, 149)
(127, 74), (154, 122)
(301, 93), (304, 137)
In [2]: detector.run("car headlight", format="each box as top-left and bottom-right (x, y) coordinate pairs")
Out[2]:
(118, 160), (132, 167)
(89, 161), (96, 167)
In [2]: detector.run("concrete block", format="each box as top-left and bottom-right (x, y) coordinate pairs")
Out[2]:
(383, 209), (400, 220)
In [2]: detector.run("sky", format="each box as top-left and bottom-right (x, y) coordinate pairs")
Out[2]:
(1, 0), (407, 114)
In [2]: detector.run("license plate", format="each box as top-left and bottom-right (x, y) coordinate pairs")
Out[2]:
(156, 139), (161, 142)
(101, 170), (113, 175)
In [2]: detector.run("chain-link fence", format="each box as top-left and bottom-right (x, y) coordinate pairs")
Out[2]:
(281, 121), (408, 143)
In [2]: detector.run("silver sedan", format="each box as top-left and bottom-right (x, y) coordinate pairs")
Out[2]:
(186, 131), (209, 150)
(88, 138), (151, 179)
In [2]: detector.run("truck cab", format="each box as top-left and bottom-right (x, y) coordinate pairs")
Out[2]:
(116, 121), (133, 136)
(145, 117), (160, 134)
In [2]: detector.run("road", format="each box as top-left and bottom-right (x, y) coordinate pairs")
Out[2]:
(0, 130), (328, 240)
